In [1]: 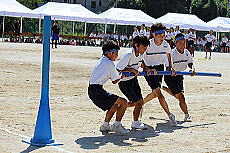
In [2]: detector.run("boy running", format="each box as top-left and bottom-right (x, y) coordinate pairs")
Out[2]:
(164, 33), (195, 122)
(116, 36), (150, 130)
(88, 40), (129, 135)
(142, 23), (177, 126)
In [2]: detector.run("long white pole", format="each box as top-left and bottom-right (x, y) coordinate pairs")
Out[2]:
(2, 15), (5, 41)
(39, 17), (41, 33)
(72, 21), (75, 35)
(84, 21), (87, 36)
(105, 22), (107, 34)
(113, 23), (116, 33)
(20, 17), (23, 34)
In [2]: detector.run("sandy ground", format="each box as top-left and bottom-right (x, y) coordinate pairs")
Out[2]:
(0, 42), (229, 153)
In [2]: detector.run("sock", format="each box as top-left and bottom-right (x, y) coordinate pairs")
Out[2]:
(103, 122), (109, 127)
(114, 121), (121, 126)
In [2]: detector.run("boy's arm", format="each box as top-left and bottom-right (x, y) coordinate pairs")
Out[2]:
(188, 63), (196, 76)
(117, 67), (139, 77)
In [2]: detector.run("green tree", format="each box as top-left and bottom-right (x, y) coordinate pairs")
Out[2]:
(191, 0), (229, 22)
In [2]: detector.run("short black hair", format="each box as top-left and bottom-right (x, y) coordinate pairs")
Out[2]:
(132, 35), (150, 48)
(175, 33), (185, 41)
(102, 40), (120, 55)
(151, 23), (166, 33)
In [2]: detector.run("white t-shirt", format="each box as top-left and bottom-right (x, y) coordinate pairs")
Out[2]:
(117, 48), (144, 81)
(222, 37), (228, 43)
(89, 56), (120, 85)
(205, 34), (216, 42)
(188, 32), (196, 41)
(133, 31), (139, 38)
(139, 29), (147, 36)
(174, 30), (181, 36)
(146, 31), (151, 38)
(171, 48), (193, 71)
(165, 32), (172, 40)
(144, 39), (171, 67)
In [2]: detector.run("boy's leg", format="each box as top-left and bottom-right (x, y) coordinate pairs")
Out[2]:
(133, 99), (144, 121)
(152, 88), (171, 115)
(55, 40), (57, 48)
(104, 104), (119, 122)
(114, 97), (127, 121)
(143, 92), (157, 105)
(51, 40), (54, 48)
(174, 93), (188, 114)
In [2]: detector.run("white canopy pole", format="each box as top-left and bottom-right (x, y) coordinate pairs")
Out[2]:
(39, 17), (41, 33)
(113, 23), (116, 33)
(84, 21), (87, 36)
(105, 22), (107, 34)
(2, 15), (5, 41)
(72, 21), (75, 35)
(20, 16), (23, 33)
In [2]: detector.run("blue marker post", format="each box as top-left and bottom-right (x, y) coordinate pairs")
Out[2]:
(22, 16), (63, 146)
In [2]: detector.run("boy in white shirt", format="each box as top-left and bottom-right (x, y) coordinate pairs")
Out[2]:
(139, 24), (147, 36)
(187, 28), (196, 57)
(116, 36), (150, 130)
(205, 30), (216, 59)
(221, 35), (228, 53)
(164, 33), (195, 122)
(88, 40), (129, 135)
(142, 23), (177, 126)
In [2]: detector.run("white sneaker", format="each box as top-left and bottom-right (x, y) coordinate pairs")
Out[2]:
(184, 114), (192, 122)
(111, 124), (129, 135)
(100, 125), (112, 132)
(131, 121), (148, 130)
(168, 113), (177, 126)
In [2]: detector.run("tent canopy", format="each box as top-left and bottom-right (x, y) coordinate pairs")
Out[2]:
(156, 13), (214, 31)
(0, 0), (39, 18)
(33, 2), (105, 23)
(99, 8), (156, 26)
(207, 17), (230, 32)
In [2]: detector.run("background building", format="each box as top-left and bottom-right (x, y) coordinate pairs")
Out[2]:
(50, 0), (110, 13)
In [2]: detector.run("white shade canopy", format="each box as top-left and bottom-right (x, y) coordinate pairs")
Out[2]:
(99, 8), (156, 26)
(156, 12), (215, 31)
(0, 0), (39, 18)
(33, 2), (106, 23)
(207, 17), (230, 32)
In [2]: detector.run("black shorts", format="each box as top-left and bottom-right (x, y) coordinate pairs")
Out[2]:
(144, 64), (164, 90)
(164, 75), (184, 95)
(222, 43), (226, 47)
(88, 84), (118, 111)
(118, 77), (142, 102)
(188, 40), (195, 48)
(205, 42), (212, 49)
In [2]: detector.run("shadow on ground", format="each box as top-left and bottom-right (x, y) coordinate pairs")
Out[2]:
(20, 145), (43, 153)
(75, 124), (157, 149)
(75, 120), (216, 149)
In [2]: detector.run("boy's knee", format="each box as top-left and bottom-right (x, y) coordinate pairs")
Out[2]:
(117, 97), (128, 108)
(135, 99), (144, 107)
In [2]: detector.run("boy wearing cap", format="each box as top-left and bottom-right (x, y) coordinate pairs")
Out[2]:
(116, 36), (150, 130)
(142, 23), (177, 126)
(164, 33), (195, 122)
(88, 40), (129, 135)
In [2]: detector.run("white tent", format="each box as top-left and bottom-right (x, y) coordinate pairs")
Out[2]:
(156, 13), (214, 31)
(0, 0), (39, 18)
(33, 2), (105, 23)
(99, 8), (156, 27)
(207, 17), (230, 32)
(0, 0), (40, 39)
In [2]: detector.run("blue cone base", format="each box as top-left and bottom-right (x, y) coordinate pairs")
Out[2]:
(22, 138), (63, 147)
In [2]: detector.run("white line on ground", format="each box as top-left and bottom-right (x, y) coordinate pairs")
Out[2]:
(0, 128), (73, 153)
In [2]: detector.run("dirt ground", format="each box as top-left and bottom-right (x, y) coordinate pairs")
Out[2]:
(0, 42), (229, 153)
